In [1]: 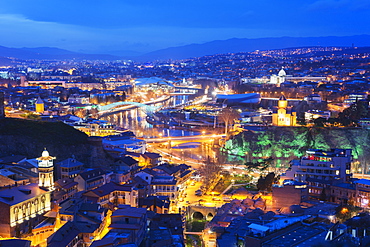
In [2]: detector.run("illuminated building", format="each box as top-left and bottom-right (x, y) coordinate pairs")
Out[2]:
(67, 94), (90, 104)
(53, 178), (78, 204)
(74, 168), (106, 192)
(354, 179), (370, 208)
(304, 110), (331, 123)
(283, 149), (352, 198)
(57, 157), (84, 179)
(272, 181), (308, 209)
(35, 96), (44, 113)
(344, 93), (367, 105)
(36, 149), (55, 189)
(0, 183), (52, 237)
(304, 93), (322, 103)
(26, 81), (66, 89)
(108, 206), (147, 247)
(216, 93), (261, 106)
(272, 95), (296, 126)
(82, 182), (139, 208)
(270, 68), (286, 86)
(102, 136), (146, 154)
(134, 168), (179, 200)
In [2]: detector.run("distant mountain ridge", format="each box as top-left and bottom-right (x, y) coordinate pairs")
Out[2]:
(0, 45), (120, 61)
(136, 35), (370, 61)
(1, 35), (370, 62)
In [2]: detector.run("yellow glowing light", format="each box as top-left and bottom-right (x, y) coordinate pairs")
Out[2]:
(341, 207), (348, 214)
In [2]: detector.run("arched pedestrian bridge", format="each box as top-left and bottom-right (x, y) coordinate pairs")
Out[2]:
(186, 205), (217, 221)
(96, 95), (170, 117)
(98, 101), (160, 114)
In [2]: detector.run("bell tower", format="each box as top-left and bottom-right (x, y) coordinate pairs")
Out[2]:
(35, 96), (44, 113)
(37, 148), (55, 190)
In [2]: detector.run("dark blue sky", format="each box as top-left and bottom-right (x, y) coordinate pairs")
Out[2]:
(0, 0), (369, 53)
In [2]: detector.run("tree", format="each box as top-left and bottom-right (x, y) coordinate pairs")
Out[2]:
(244, 158), (272, 172)
(338, 101), (369, 126)
(218, 107), (240, 135)
(257, 172), (276, 191)
(198, 156), (222, 191)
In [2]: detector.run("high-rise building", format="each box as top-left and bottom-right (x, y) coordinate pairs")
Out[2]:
(283, 149), (352, 198)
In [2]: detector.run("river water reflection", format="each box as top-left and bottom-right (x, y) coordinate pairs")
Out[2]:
(101, 96), (222, 163)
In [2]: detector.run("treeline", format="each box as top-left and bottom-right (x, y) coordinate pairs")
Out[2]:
(222, 126), (370, 167)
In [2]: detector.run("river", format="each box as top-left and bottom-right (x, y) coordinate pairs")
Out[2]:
(101, 95), (221, 163)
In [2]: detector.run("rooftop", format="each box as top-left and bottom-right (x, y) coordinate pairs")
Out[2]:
(0, 183), (50, 205)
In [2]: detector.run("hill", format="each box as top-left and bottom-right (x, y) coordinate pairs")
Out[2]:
(138, 35), (370, 61)
(0, 45), (120, 60)
(0, 118), (111, 167)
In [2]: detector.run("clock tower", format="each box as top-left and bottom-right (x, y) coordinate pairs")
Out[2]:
(37, 149), (55, 190)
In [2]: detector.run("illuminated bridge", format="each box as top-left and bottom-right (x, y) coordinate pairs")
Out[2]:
(144, 134), (225, 143)
(97, 96), (170, 116)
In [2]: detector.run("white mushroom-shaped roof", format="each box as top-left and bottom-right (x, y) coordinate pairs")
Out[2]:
(278, 69), (286, 77)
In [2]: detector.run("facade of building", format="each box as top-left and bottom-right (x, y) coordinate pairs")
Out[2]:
(57, 157), (84, 179)
(354, 179), (370, 208)
(272, 95), (296, 126)
(272, 182), (308, 210)
(270, 68), (286, 86)
(109, 206), (147, 247)
(53, 178), (78, 204)
(0, 184), (52, 237)
(283, 149), (352, 198)
(82, 182), (139, 208)
(74, 168), (106, 192)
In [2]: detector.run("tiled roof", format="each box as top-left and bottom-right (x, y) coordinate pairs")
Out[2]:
(78, 168), (105, 180)
(83, 182), (133, 198)
(0, 183), (49, 206)
(47, 221), (81, 247)
(58, 158), (84, 168)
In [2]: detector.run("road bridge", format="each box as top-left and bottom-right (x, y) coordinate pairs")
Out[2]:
(144, 134), (225, 143)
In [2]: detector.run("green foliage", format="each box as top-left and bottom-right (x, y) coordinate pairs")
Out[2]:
(189, 220), (207, 232)
(224, 126), (370, 166)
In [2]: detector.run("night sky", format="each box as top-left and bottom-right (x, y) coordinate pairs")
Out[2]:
(0, 0), (369, 53)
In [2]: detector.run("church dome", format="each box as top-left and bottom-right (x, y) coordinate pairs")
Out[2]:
(278, 69), (286, 77)
(42, 149), (50, 157)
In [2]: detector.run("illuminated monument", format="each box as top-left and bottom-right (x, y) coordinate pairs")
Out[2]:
(272, 95), (296, 126)
(37, 149), (55, 189)
(270, 68), (286, 86)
